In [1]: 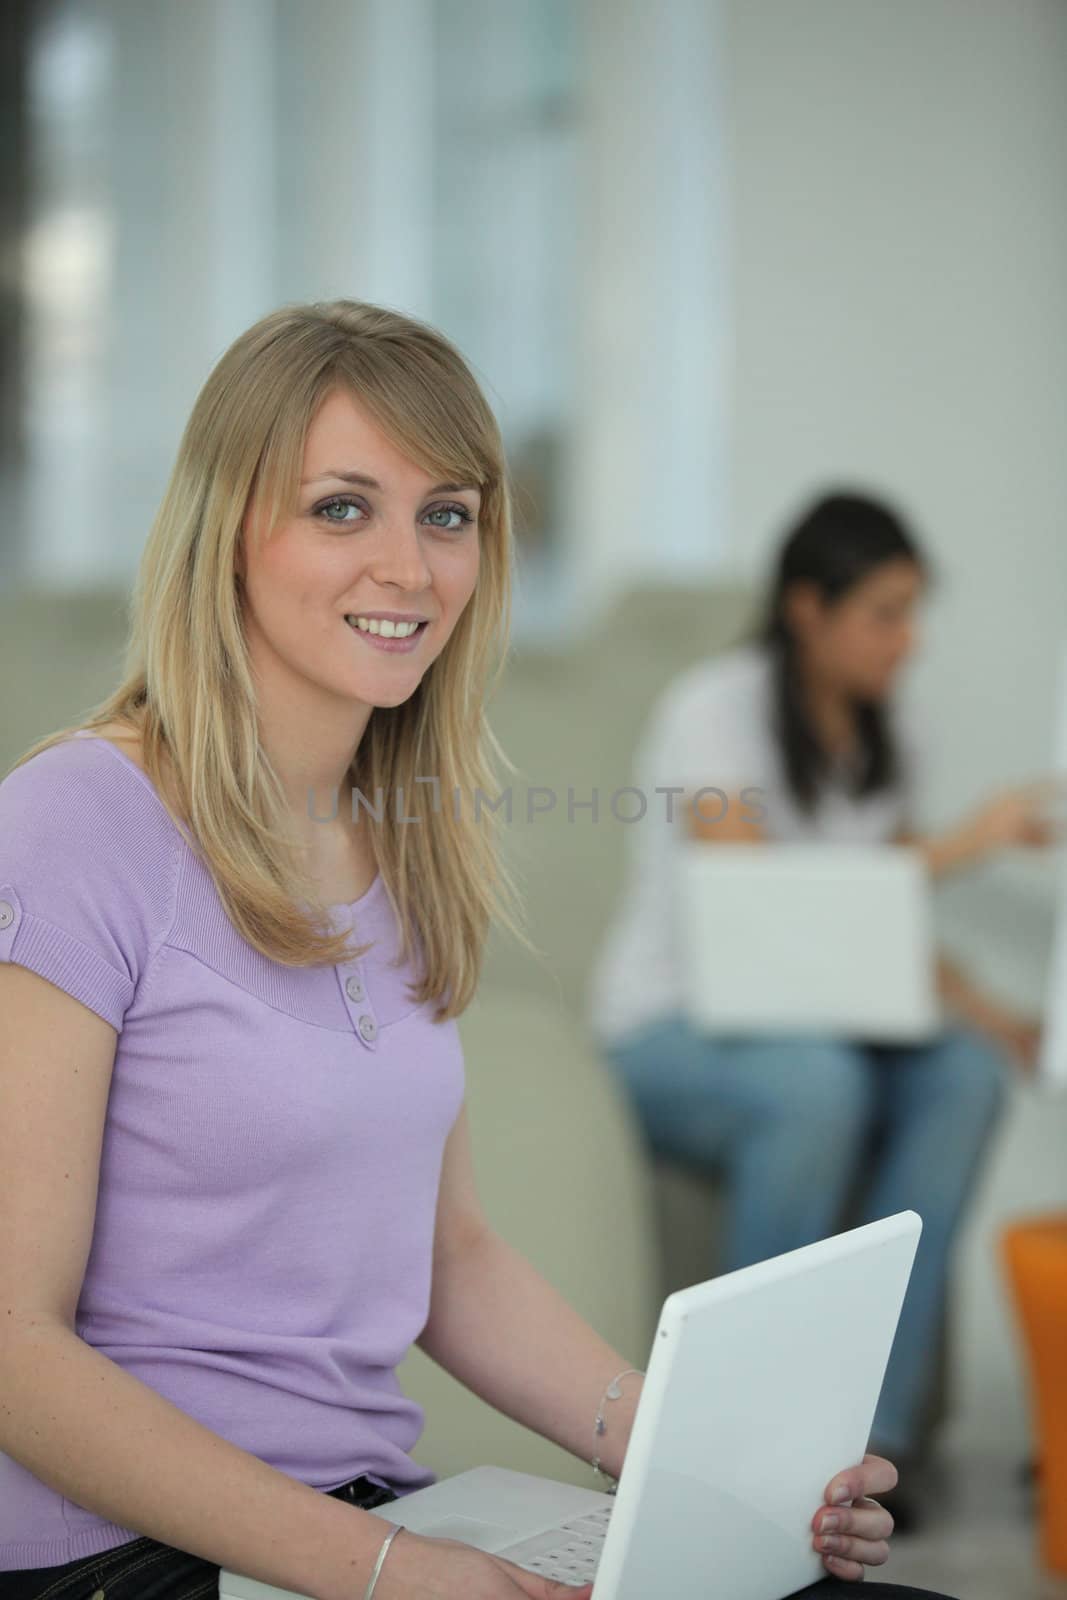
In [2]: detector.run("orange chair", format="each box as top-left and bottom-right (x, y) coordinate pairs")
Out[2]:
(1000, 1214), (1067, 1575)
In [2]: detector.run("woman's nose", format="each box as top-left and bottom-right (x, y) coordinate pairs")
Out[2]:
(889, 618), (917, 659)
(367, 520), (433, 591)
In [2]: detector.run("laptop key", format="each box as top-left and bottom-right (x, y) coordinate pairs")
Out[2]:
(500, 1532), (601, 1583)
(497, 1529), (574, 1562)
(563, 1510), (613, 1532)
(544, 1556), (598, 1582)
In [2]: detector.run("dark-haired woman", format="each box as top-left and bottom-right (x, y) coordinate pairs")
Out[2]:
(588, 491), (1057, 1533)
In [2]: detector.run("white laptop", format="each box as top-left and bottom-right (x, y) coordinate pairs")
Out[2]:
(219, 1210), (922, 1600)
(676, 842), (940, 1041)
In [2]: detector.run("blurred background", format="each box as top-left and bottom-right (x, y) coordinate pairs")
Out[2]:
(2, 1), (1066, 1594)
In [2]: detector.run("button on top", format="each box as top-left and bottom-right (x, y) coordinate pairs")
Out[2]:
(0, 900), (13, 931)
(345, 974), (365, 1003)
(357, 1013), (378, 1042)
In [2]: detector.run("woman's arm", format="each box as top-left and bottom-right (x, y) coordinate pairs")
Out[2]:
(417, 1105), (643, 1477)
(897, 779), (1061, 881)
(934, 952), (1006, 1034)
(684, 788), (767, 844)
(416, 1228), (643, 1480)
(897, 824), (989, 880)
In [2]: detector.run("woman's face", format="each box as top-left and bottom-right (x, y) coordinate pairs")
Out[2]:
(792, 558), (925, 702)
(237, 387), (481, 718)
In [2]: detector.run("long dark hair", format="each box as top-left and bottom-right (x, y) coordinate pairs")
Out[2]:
(758, 491), (929, 815)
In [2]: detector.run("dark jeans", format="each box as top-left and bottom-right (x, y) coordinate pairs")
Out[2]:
(798, 1588), (958, 1598)
(0, 1473), (399, 1598)
(0, 1471), (961, 1598)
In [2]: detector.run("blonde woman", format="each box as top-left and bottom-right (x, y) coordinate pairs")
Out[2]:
(0, 303), (953, 1599)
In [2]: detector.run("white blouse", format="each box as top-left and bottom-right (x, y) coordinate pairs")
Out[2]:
(586, 643), (924, 1045)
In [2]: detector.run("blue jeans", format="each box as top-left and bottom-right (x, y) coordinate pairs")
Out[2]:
(603, 1013), (1008, 1461)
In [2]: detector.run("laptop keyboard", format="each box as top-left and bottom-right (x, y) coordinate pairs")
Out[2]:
(496, 1504), (614, 1584)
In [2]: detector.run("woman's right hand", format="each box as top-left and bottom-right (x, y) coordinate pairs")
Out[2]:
(961, 779), (1064, 858)
(376, 1528), (596, 1599)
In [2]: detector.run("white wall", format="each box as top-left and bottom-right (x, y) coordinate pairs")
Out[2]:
(723, 0), (1067, 1455)
(724, 0), (1067, 831)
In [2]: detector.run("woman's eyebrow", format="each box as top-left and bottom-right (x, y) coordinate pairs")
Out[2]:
(300, 468), (480, 496)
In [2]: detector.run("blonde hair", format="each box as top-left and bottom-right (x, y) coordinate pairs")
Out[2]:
(8, 299), (534, 1022)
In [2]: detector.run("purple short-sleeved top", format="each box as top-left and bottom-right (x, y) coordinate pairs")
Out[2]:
(0, 731), (465, 1567)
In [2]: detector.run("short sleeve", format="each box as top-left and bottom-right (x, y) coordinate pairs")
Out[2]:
(0, 739), (180, 1031)
(637, 652), (769, 802)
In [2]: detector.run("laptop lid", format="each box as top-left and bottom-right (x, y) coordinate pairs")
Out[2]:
(593, 1210), (922, 1600)
(676, 843), (939, 1040)
(218, 1214), (921, 1600)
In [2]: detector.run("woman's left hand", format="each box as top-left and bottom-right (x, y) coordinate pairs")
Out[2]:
(984, 1013), (1043, 1078)
(810, 1452), (898, 1581)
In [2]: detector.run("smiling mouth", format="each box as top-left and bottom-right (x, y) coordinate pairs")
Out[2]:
(344, 616), (429, 639)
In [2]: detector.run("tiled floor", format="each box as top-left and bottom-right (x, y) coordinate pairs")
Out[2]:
(875, 1447), (1067, 1600)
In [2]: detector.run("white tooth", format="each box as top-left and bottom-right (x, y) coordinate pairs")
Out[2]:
(347, 615), (421, 637)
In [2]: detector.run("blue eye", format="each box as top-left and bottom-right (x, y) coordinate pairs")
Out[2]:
(316, 496), (364, 524)
(313, 496), (474, 531)
(424, 503), (475, 531)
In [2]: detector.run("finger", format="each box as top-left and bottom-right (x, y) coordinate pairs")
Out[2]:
(825, 1452), (898, 1507)
(1024, 823), (1060, 846)
(813, 1494), (895, 1541)
(1007, 1028), (1041, 1069)
(816, 1501), (896, 1575)
(814, 1528), (892, 1571)
(822, 1549), (868, 1582)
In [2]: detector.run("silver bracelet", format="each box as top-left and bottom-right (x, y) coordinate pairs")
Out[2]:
(364, 1522), (403, 1600)
(592, 1367), (644, 1494)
